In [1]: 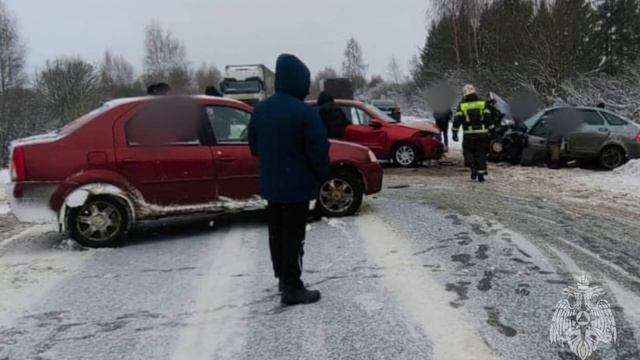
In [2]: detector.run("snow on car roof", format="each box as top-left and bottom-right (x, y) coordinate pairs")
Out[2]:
(103, 95), (246, 108)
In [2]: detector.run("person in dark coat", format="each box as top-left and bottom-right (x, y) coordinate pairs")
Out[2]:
(433, 109), (452, 151)
(249, 54), (330, 306)
(317, 91), (350, 139)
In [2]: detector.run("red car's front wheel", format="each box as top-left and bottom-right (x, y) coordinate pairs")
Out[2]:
(393, 143), (420, 167)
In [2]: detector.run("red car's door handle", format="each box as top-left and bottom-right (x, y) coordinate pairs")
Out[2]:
(121, 158), (140, 164)
(219, 156), (236, 162)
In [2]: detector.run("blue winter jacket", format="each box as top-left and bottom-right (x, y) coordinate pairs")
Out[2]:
(248, 54), (330, 203)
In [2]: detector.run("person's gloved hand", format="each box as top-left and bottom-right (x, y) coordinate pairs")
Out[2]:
(452, 132), (459, 142)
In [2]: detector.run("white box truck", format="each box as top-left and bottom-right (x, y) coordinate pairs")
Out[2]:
(220, 65), (275, 105)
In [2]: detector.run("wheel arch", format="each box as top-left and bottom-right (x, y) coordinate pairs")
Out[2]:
(58, 182), (136, 234)
(330, 162), (365, 189)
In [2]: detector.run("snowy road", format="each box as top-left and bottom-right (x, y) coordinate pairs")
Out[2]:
(1, 154), (640, 360)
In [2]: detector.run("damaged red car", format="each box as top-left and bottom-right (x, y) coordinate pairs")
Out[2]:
(309, 99), (444, 167)
(7, 96), (383, 247)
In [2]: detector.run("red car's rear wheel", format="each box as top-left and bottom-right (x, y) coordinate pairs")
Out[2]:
(68, 196), (129, 248)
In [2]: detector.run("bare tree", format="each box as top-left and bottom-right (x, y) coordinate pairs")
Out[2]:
(0, 0), (25, 95)
(387, 56), (404, 84)
(100, 50), (135, 88)
(194, 62), (222, 93)
(35, 57), (100, 126)
(432, 0), (465, 66)
(143, 21), (192, 92)
(342, 37), (368, 89)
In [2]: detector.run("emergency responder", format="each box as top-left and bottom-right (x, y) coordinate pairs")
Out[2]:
(451, 84), (494, 182)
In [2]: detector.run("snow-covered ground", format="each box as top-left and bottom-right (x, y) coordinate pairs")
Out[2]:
(0, 169), (10, 215)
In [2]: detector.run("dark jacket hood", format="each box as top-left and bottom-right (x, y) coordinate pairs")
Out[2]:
(317, 91), (334, 106)
(275, 54), (311, 99)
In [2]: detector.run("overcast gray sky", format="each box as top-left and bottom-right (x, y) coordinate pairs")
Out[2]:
(5, 0), (432, 78)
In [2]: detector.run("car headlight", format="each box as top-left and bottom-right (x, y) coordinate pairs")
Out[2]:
(368, 150), (378, 163)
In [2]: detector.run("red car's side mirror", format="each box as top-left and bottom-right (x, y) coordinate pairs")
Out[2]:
(369, 121), (383, 129)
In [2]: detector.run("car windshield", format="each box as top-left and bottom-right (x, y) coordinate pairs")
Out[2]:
(364, 103), (399, 123)
(523, 110), (545, 130)
(221, 80), (262, 94)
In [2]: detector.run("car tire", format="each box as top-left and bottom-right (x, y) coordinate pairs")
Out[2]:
(67, 196), (129, 248)
(392, 143), (420, 168)
(488, 139), (504, 162)
(317, 171), (364, 217)
(598, 146), (626, 170)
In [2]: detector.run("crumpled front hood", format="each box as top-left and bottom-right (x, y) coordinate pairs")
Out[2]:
(396, 121), (441, 134)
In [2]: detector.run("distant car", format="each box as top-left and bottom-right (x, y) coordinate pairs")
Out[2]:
(309, 99), (444, 167)
(516, 107), (640, 169)
(370, 99), (401, 121)
(7, 96), (383, 247)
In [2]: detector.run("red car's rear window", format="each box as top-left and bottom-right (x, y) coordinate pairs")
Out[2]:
(58, 105), (110, 135)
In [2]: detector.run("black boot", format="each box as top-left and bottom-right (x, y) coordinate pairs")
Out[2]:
(281, 286), (321, 305)
(470, 171), (477, 180)
(478, 174), (485, 183)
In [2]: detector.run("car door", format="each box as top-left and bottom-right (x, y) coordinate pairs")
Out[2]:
(341, 105), (387, 156)
(522, 111), (553, 164)
(567, 110), (610, 155)
(204, 105), (259, 199)
(115, 99), (216, 206)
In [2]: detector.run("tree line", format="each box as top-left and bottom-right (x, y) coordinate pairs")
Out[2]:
(413, 0), (640, 109)
(3, 0), (639, 166)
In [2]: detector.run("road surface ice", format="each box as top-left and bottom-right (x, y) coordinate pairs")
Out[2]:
(1, 157), (639, 359)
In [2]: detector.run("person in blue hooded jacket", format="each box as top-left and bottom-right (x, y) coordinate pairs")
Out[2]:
(249, 54), (330, 306)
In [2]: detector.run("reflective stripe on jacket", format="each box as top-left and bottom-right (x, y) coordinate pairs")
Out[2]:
(452, 95), (494, 135)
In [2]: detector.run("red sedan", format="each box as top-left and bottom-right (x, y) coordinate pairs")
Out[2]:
(7, 96), (383, 247)
(309, 99), (444, 167)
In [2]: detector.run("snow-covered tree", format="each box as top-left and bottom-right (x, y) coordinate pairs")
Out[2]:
(387, 56), (403, 84)
(193, 62), (222, 93)
(0, 0), (25, 94)
(143, 22), (192, 92)
(35, 57), (100, 126)
(342, 37), (368, 90)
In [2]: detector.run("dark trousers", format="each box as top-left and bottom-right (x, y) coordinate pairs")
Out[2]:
(437, 121), (449, 148)
(267, 202), (309, 288)
(463, 134), (490, 174)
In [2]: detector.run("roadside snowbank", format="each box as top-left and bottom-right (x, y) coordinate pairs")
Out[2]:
(0, 169), (9, 215)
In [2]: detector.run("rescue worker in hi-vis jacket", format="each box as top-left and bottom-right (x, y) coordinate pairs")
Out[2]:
(451, 84), (495, 183)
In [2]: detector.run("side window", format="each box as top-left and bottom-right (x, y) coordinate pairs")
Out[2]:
(205, 106), (251, 144)
(341, 106), (373, 126)
(580, 110), (605, 126)
(340, 106), (355, 124)
(601, 112), (628, 126)
(126, 102), (203, 147)
(355, 107), (373, 126)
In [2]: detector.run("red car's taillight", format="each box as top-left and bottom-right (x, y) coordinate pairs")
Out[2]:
(11, 146), (26, 182)
(636, 131), (640, 144)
